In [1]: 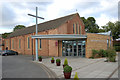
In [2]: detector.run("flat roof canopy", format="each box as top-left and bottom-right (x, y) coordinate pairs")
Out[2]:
(31, 34), (87, 40)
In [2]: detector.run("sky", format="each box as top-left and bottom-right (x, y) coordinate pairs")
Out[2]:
(0, 0), (119, 34)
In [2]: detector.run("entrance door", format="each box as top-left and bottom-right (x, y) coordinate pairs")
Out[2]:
(62, 40), (85, 57)
(78, 41), (86, 57)
(62, 41), (73, 56)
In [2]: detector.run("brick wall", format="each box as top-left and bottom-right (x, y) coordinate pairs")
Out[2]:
(4, 14), (86, 57)
(67, 14), (86, 34)
(86, 33), (112, 58)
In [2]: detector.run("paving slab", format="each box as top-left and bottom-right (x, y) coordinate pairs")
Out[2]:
(38, 56), (118, 78)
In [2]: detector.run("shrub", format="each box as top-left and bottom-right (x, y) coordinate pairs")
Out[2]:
(98, 49), (103, 57)
(114, 46), (120, 51)
(99, 49), (107, 57)
(56, 59), (61, 63)
(74, 72), (79, 80)
(64, 58), (68, 66)
(38, 56), (42, 59)
(89, 56), (94, 59)
(64, 65), (72, 73)
(106, 47), (116, 62)
(113, 42), (120, 46)
(92, 49), (99, 58)
(51, 57), (54, 60)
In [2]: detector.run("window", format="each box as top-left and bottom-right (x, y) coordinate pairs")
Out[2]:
(73, 24), (75, 34)
(27, 37), (30, 49)
(107, 39), (109, 49)
(12, 40), (14, 49)
(39, 39), (42, 49)
(76, 23), (78, 34)
(6, 40), (8, 47)
(79, 25), (81, 34)
(19, 39), (21, 49)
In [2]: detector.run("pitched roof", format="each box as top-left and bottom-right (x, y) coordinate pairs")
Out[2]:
(7, 13), (78, 38)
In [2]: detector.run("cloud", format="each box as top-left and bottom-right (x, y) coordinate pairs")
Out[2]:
(0, 1), (52, 33)
(0, 0), (119, 34)
(96, 14), (117, 28)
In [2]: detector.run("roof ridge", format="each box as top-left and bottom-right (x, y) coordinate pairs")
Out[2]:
(7, 13), (78, 38)
(12, 13), (77, 33)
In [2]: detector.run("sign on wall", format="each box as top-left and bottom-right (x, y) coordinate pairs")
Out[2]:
(91, 40), (106, 42)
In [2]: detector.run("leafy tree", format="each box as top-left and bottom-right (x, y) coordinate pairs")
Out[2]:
(81, 17), (88, 31)
(102, 21), (114, 31)
(2, 32), (11, 38)
(98, 29), (105, 32)
(102, 21), (120, 40)
(13, 25), (26, 31)
(81, 17), (99, 33)
(112, 21), (120, 39)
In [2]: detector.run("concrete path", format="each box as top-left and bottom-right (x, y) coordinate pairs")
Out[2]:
(38, 56), (118, 78)
(2, 55), (56, 78)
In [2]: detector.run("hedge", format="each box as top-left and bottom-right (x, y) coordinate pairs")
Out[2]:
(114, 46), (120, 51)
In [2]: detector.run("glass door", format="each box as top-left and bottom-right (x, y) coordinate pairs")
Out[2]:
(73, 41), (77, 56)
(62, 41), (73, 56)
(62, 40), (85, 57)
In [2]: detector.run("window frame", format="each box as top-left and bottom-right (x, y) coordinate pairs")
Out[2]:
(12, 40), (14, 49)
(19, 39), (21, 49)
(76, 23), (78, 34)
(6, 40), (8, 47)
(39, 39), (42, 49)
(73, 23), (75, 34)
(79, 25), (81, 34)
(27, 37), (30, 49)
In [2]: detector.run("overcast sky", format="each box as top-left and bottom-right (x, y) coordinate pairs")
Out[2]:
(0, 0), (119, 34)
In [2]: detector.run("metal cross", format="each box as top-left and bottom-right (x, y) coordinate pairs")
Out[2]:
(28, 7), (44, 61)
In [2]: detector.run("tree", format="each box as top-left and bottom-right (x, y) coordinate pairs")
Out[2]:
(102, 21), (120, 40)
(98, 29), (105, 32)
(2, 32), (11, 38)
(13, 25), (26, 31)
(81, 17), (88, 30)
(81, 17), (100, 33)
(112, 21), (120, 39)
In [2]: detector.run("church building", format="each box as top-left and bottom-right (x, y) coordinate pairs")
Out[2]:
(4, 13), (112, 58)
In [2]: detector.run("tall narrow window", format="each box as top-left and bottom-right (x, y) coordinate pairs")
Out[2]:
(6, 40), (8, 47)
(12, 40), (14, 49)
(19, 39), (21, 49)
(39, 39), (41, 49)
(73, 24), (75, 34)
(76, 23), (78, 34)
(79, 25), (81, 34)
(107, 39), (109, 49)
(27, 37), (30, 49)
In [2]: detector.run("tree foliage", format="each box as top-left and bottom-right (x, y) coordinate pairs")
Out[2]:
(81, 17), (99, 33)
(2, 32), (11, 38)
(102, 21), (120, 40)
(13, 25), (26, 31)
(81, 16), (119, 40)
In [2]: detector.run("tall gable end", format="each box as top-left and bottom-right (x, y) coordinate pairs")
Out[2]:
(7, 13), (78, 38)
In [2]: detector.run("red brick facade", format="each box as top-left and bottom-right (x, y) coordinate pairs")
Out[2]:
(4, 13), (86, 57)
(3, 13), (112, 58)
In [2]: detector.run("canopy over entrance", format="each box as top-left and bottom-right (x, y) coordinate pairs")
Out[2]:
(31, 34), (87, 40)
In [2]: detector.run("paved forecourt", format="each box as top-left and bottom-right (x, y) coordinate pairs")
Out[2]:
(38, 56), (118, 78)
